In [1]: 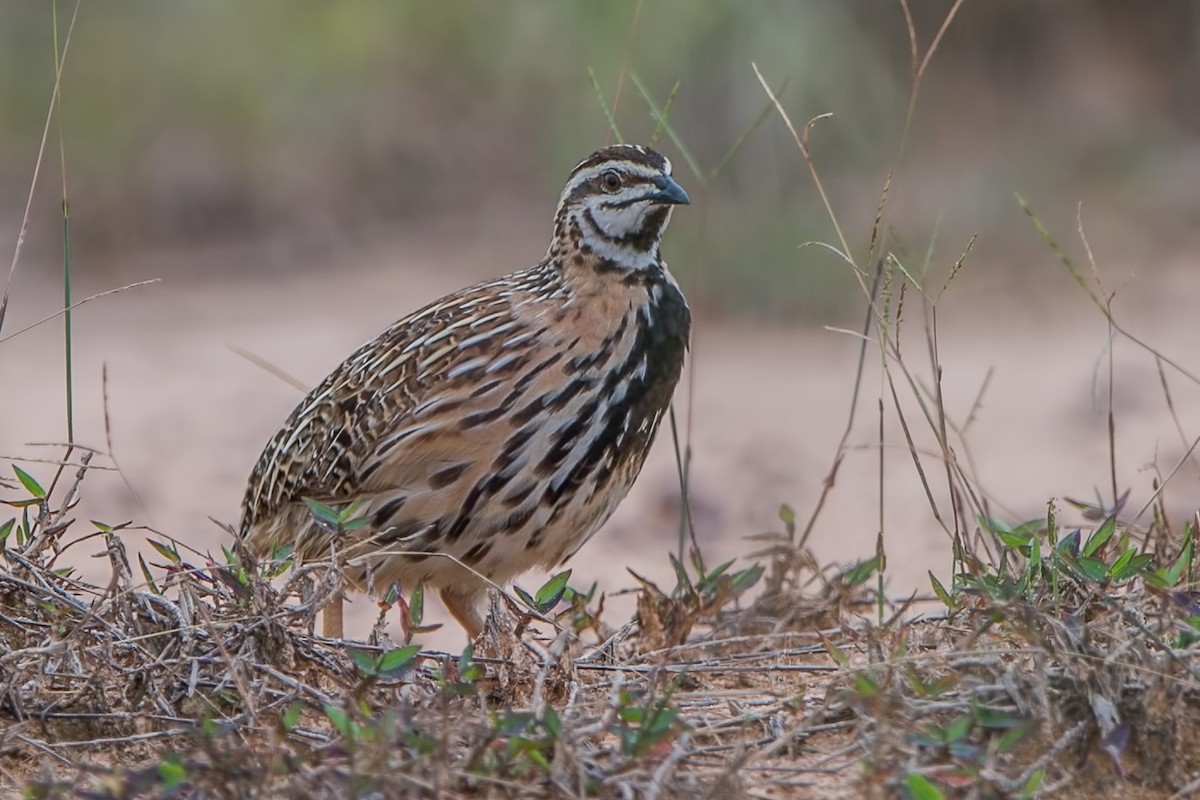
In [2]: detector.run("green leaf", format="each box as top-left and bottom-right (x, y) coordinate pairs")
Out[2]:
(0, 518), (13, 544)
(458, 642), (474, 675)
(997, 719), (1037, 752)
(148, 538), (181, 564)
(1167, 540), (1194, 587)
(731, 564), (764, 593)
(302, 498), (340, 526)
(997, 530), (1032, 551)
(1009, 518), (1046, 539)
(312, 498), (368, 531)
(324, 705), (352, 738)
(979, 514), (1012, 535)
(138, 554), (160, 596)
(852, 671), (880, 698)
(644, 707), (679, 737)
(348, 648), (378, 676)
(1108, 549), (1152, 582)
(156, 756), (188, 790)
(534, 570), (572, 610)
(526, 748), (551, 772)
(543, 706), (561, 738)
(943, 714), (972, 743)
(1120, 553), (1154, 581)
(1082, 515), (1117, 558)
(5, 498), (40, 509)
(844, 556), (880, 586)
(1020, 769), (1045, 800)
(498, 711), (535, 735)
(618, 704), (646, 724)
(1057, 529), (1081, 556)
(824, 635), (849, 666)
(282, 702), (303, 731)
(409, 582), (425, 625)
(198, 712), (219, 738)
(905, 772), (945, 800)
(929, 571), (954, 608)
(92, 520), (113, 532)
(622, 706), (682, 756)
(973, 706), (1024, 729)
(12, 466), (45, 499)
(377, 644), (421, 677)
(269, 539), (294, 561)
(701, 559), (734, 588)
(666, 554), (695, 597)
(513, 585), (537, 610)
(342, 516), (371, 532)
(1074, 556), (1109, 582)
(1029, 535), (1043, 584)
(380, 582), (399, 606)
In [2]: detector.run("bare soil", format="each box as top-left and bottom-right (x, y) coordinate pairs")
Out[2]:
(4, 233), (1200, 645)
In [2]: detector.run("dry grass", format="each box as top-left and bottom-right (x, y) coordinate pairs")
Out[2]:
(6, 5), (1200, 799)
(3, 465), (1200, 799)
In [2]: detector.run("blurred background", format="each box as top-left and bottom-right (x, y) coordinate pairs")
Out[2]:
(2, 1), (1197, 312)
(2, 2), (1200, 637)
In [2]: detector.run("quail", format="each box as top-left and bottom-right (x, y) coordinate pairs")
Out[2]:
(239, 144), (691, 638)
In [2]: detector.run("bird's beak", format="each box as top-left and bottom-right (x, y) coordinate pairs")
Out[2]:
(648, 173), (690, 206)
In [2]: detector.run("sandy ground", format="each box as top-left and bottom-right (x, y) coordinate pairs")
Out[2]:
(4, 231), (1200, 647)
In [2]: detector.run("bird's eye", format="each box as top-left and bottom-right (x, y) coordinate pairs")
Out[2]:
(600, 170), (622, 192)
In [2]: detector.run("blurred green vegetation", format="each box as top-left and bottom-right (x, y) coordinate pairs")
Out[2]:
(2, 1), (1197, 316)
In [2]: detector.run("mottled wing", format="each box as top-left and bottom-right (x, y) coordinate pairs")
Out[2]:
(239, 268), (552, 541)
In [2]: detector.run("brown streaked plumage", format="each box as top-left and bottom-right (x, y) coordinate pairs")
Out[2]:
(238, 144), (691, 639)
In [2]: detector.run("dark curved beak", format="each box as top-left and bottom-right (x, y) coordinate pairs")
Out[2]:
(648, 173), (690, 205)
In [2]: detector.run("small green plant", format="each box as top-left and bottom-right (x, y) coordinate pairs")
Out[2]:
(472, 708), (563, 777)
(947, 500), (1195, 611)
(303, 497), (371, 536)
(432, 643), (485, 696)
(155, 754), (189, 792)
(611, 683), (687, 758)
(349, 644), (422, 679)
(512, 569), (608, 637)
(394, 580), (443, 642)
(514, 568), (573, 616)
(902, 702), (1036, 796)
(630, 544), (764, 647)
(2, 464), (47, 550)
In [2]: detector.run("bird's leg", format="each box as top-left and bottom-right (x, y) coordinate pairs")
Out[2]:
(322, 592), (345, 639)
(440, 586), (484, 641)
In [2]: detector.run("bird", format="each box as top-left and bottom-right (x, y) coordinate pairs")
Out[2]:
(237, 144), (691, 640)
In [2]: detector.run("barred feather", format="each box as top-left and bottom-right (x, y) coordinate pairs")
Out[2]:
(239, 144), (690, 636)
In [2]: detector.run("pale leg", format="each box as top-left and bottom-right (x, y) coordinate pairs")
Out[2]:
(322, 592), (345, 639)
(440, 586), (484, 640)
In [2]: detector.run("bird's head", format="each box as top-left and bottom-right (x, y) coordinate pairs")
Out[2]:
(552, 144), (689, 272)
